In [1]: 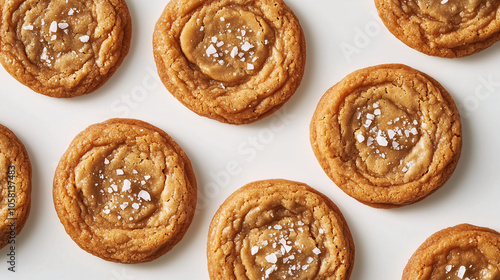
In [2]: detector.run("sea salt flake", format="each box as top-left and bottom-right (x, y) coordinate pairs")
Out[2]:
(206, 44), (217, 56)
(132, 203), (140, 210)
(313, 247), (321, 255)
(441, 0), (448, 3)
(457, 266), (466, 279)
(265, 265), (277, 278)
(251, 246), (259, 255)
(138, 190), (151, 201)
(374, 109), (381, 115)
(247, 63), (254, 70)
(103, 209), (111, 214)
(373, 103), (379, 108)
(216, 41), (224, 47)
(241, 41), (254, 51)
(104, 158), (110, 164)
(376, 131), (388, 146)
(122, 179), (131, 192)
(116, 169), (124, 175)
(58, 22), (69, 29)
(445, 265), (453, 273)
(120, 202), (129, 210)
(265, 253), (278, 264)
(367, 113), (375, 120)
(23, 25), (34, 30)
(388, 129), (396, 139)
(79, 35), (89, 42)
(364, 119), (372, 128)
(230, 46), (238, 58)
(356, 133), (365, 143)
(49, 21), (58, 32)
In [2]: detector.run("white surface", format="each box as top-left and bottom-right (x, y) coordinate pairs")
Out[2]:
(1, 0), (500, 279)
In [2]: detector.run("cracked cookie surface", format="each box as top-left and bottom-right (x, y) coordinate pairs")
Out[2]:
(153, 0), (306, 124)
(53, 118), (197, 263)
(0, 123), (31, 249)
(375, 0), (500, 58)
(207, 179), (354, 279)
(403, 224), (500, 280)
(310, 64), (462, 208)
(0, 0), (132, 97)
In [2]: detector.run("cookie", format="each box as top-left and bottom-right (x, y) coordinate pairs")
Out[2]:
(310, 64), (462, 208)
(53, 118), (197, 263)
(403, 224), (500, 279)
(375, 0), (500, 58)
(153, 0), (306, 124)
(0, 123), (31, 250)
(207, 179), (354, 279)
(0, 0), (132, 98)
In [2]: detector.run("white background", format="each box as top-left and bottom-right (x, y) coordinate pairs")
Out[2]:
(1, 0), (500, 279)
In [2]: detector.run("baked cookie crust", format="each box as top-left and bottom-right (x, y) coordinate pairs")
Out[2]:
(153, 0), (306, 124)
(403, 224), (500, 279)
(375, 0), (500, 58)
(0, 123), (31, 250)
(0, 0), (132, 97)
(207, 179), (354, 279)
(310, 64), (462, 208)
(53, 118), (197, 263)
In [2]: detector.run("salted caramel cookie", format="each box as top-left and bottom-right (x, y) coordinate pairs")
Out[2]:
(153, 0), (306, 124)
(403, 224), (500, 279)
(207, 179), (354, 279)
(0, 0), (132, 98)
(310, 64), (462, 208)
(375, 0), (500, 58)
(53, 119), (197, 263)
(0, 124), (31, 250)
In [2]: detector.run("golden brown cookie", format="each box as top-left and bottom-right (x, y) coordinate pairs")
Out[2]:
(403, 224), (500, 279)
(53, 118), (197, 263)
(0, 123), (31, 250)
(207, 179), (354, 279)
(0, 0), (132, 98)
(310, 64), (462, 208)
(375, 0), (500, 58)
(153, 0), (306, 124)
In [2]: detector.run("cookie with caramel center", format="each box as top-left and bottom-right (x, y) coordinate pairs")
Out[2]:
(403, 224), (500, 279)
(375, 0), (500, 57)
(207, 179), (354, 279)
(0, 124), (31, 250)
(153, 0), (306, 124)
(310, 64), (462, 208)
(0, 0), (132, 97)
(53, 118), (197, 263)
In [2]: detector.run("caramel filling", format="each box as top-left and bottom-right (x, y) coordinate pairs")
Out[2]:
(342, 84), (432, 185)
(75, 144), (166, 229)
(236, 207), (322, 279)
(430, 248), (500, 280)
(16, 0), (96, 71)
(180, 6), (274, 83)
(404, 0), (500, 25)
